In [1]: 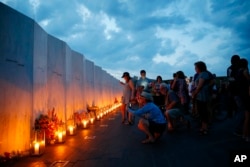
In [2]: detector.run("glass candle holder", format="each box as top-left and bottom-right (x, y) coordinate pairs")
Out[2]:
(82, 120), (89, 129)
(30, 130), (45, 156)
(55, 124), (66, 143)
(67, 125), (76, 135)
(90, 117), (95, 124)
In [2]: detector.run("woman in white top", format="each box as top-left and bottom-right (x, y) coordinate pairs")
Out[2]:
(120, 72), (135, 124)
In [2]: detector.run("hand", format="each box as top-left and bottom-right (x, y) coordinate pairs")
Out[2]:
(192, 90), (197, 99)
(128, 103), (132, 109)
(144, 113), (150, 119)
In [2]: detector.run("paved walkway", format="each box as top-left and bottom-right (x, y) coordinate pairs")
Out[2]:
(9, 109), (250, 167)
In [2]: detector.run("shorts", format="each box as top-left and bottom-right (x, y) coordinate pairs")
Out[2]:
(149, 121), (166, 135)
(167, 108), (183, 119)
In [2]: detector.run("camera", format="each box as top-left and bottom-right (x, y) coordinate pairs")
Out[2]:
(129, 103), (132, 108)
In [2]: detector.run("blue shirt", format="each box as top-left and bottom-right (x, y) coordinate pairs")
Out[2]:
(128, 102), (166, 124)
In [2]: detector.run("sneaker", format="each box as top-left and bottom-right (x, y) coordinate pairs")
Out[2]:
(141, 137), (155, 144)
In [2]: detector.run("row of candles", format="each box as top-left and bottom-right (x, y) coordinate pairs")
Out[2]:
(82, 103), (121, 128)
(30, 103), (121, 156)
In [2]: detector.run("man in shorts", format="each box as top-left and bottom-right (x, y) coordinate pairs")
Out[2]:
(128, 91), (166, 144)
(160, 83), (190, 132)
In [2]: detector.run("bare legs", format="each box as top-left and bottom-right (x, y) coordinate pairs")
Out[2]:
(121, 103), (127, 123)
(121, 104), (134, 124)
(165, 111), (190, 132)
(138, 118), (155, 143)
(165, 112), (174, 131)
(128, 112), (134, 124)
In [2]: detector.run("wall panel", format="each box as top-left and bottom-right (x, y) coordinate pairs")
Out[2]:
(0, 3), (33, 154)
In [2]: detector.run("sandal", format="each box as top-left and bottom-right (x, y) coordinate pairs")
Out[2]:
(141, 138), (155, 144)
(121, 119), (127, 124)
(154, 133), (162, 141)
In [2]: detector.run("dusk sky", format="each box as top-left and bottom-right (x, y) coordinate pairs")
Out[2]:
(1, 0), (250, 80)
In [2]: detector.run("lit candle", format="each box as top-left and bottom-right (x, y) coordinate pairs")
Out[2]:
(69, 126), (74, 135)
(90, 118), (94, 124)
(58, 132), (63, 142)
(34, 142), (40, 155)
(83, 120), (88, 128)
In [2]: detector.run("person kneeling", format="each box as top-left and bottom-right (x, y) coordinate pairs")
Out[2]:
(128, 91), (167, 144)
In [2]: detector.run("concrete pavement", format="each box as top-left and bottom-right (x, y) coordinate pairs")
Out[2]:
(8, 109), (250, 167)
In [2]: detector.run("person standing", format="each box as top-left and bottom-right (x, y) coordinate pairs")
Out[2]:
(152, 75), (163, 96)
(120, 72), (135, 124)
(227, 55), (241, 118)
(171, 71), (189, 114)
(192, 61), (212, 135)
(236, 58), (250, 142)
(136, 70), (150, 91)
(190, 73), (199, 118)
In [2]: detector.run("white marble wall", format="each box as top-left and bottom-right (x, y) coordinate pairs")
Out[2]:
(47, 35), (66, 121)
(33, 22), (48, 123)
(103, 70), (111, 105)
(0, 3), (122, 154)
(71, 51), (85, 112)
(0, 3), (34, 154)
(85, 59), (95, 107)
(65, 45), (73, 120)
(94, 65), (103, 107)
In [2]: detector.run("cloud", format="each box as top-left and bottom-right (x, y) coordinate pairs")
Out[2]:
(1, 0), (249, 79)
(126, 34), (133, 42)
(125, 55), (140, 62)
(38, 18), (50, 27)
(154, 19), (236, 61)
(1, 0), (9, 3)
(29, 0), (40, 14)
(153, 53), (176, 65)
(100, 11), (121, 40)
(77, 4), (91, 22)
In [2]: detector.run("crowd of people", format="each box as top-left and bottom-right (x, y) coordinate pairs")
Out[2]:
(120, 56), (250, 144)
